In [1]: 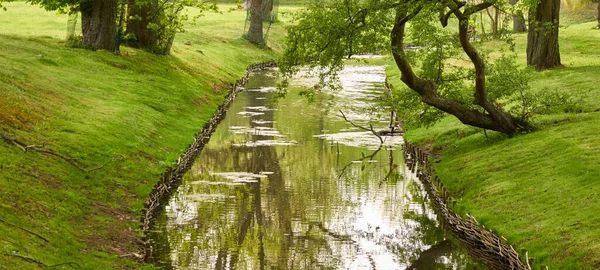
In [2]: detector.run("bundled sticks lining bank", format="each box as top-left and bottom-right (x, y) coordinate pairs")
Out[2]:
(139, 61), (276, 259)
(403, 142), (533, 270)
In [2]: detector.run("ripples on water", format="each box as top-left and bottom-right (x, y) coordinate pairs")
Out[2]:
(148, 65), (480, 269)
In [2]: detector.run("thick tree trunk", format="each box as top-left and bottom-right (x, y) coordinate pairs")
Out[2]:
(248, 0), (264, 45)
(526, 0), (561, 70)
(511, 0), (527, 32)
(126, 0), (157, 49)
(392, 7), (533, 135)
(80, 0), (118, 51)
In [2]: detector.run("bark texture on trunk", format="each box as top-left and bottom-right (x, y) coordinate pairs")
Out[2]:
(511, 0), (527, 32)
(527, 0), (561, 70)
(126, 0), (157, 49)
(392, 4), (533, 135)
(248, 0), (264, 45)
(81, 0), (118, 51)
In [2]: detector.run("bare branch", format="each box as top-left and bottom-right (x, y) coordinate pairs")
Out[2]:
(338, 110), (383, 143)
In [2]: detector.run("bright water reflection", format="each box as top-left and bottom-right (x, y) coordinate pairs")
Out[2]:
(148, 66), (481, 269)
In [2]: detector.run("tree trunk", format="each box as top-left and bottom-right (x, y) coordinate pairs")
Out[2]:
(80, 0), (118, 51)
(511, 0), (527, 32)
(597, 2), (600, 29)
(392, 7), (533, 135)
(126, 0), (157, 50)
(526, 0), (561, 70)
(486, 7), (499, 38)
(248, 0), (264, 45)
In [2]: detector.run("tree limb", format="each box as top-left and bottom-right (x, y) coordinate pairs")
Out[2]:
(338, 110), (384, 143)
(389, 3), (533, 134)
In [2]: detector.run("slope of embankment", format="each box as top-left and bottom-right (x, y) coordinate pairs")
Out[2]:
(386, 11), (600, 269)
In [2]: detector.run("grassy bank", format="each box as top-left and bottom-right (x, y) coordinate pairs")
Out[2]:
(0, 3), (295, 269)
(386, 9), (600, 269)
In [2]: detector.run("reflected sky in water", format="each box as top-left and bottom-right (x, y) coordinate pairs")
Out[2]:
(148, 66), (481, 270)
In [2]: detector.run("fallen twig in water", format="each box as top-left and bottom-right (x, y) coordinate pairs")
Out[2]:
(0, 218), (49, 243)
(0, 130), (115, 173)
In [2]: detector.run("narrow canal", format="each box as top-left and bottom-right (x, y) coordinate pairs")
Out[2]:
(148, 64), (480, 269)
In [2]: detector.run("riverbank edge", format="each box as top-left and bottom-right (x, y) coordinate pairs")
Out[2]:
(140, 60), (277, 261)
(383, 76), (533, 269)
(403, 141), (533, 269)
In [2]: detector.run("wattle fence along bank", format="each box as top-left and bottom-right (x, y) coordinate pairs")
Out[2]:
(140, 61), (276, 260)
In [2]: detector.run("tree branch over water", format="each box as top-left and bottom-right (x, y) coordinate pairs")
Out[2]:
(338, 110), (384, 144)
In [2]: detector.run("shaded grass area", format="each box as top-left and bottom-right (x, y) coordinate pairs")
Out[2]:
(0, 3), (294, 269)
(386, 11), (600, 270)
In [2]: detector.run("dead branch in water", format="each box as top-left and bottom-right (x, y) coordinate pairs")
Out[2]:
(338, 110), (384, 144)
(0, 218), (49, 243)
(0, 130), (115, 173)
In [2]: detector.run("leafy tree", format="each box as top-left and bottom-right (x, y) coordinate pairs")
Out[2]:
(526, 0), (562, 69)
(125, 0), (217, 55)
(279, 0), (534, 135)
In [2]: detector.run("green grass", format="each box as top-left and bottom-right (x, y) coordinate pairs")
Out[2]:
(0, 2), (297, 269)
(387, 9), (600, 270)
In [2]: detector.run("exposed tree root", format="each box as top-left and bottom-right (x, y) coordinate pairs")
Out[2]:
(0, 218), (49, 243)
(0, 130), (114, 173)
(5, 253), (81, 269)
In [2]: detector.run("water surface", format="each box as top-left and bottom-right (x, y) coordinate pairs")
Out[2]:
(148, 65), (480, 269)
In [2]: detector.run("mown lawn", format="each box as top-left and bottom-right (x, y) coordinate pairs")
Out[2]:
(0, 3), (297, 269)
(386, 7), (600, 269)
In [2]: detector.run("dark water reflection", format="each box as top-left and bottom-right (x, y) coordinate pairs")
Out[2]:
(148, 66), (481, 269)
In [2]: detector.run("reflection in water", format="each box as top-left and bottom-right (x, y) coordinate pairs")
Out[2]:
(148, 66), (481, 269)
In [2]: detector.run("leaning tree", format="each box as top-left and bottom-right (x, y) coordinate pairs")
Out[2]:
(279, 0), (534, 135)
